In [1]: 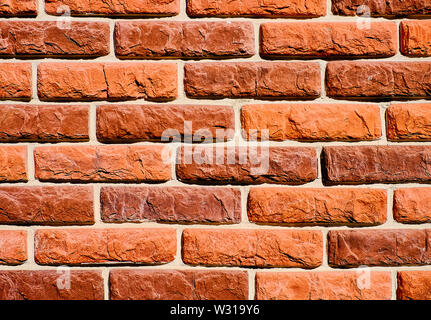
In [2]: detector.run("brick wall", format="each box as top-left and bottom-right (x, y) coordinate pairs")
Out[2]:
(0, 0), (431, 300)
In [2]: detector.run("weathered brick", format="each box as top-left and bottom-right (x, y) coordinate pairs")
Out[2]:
(35, 228), (176, 265)
(0, 105), (88, 142)
(0, 63), (31, 101)
(0, 0), (36, 16)
(182, 229), (323, 268)
(256, 272), (392, 300)
(176, 146), (317, 185)
(0, 21), (109, 58)
(96, 104), (234, 143)
(45, 0), (179, 16)
(260, 22), (396, 58)
(248, 188), (387, 226)
(393, 188), (431, 224)
(37, 63), (177, 102)
(101, 186), (241, 224)
(184, 62), (321, 99)
(398, 271), (431, 300)
(0, 146), (27, 182)
(401, 21), (431, 57)
(115, 21), (254, 59)
(34, 145), (171, 183)
(328, 229), (431, 267)
(0, 186), (93, 225)
(110, 269), (248, 300)
(323, 146), (431, 185)
(187, 0), (326, 17)
(0, 270), (104, 300)
(332, 0), (431, 17)
(326, 61), (431, 99)
(387, 104), (431, 141)
(241, 104), (381, 141)
(0, 230), (26, 265)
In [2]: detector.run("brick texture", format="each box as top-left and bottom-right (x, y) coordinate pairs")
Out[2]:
(35, 228), (176, 265)
(2, 0), (431, 301)
(110, 269), (248, 300)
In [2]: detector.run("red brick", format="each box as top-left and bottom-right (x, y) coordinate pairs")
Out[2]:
(176, 146), (317, 185)
(323, 146), (431, 185)
(34, 145), (171, 183)
(110, 269), (248, 300)
(0, 0), (36, 16)
(96, 104), (234, 143)
(0, 146), (27, 182)
(37, 63), (177, 102)
(0, 230), (26, 265)
(35, 228), (176, 265)
(256, 271), (392, 300)
(326, 61), (431, 99)
(393, 188), (431, 224)
(0, 105), (88, 142)
(0, 63), (31, 101)
(115, 21), (254, 59)
(241, 104), (381, 142)
(398, 271), (431, 300)
(387, 104), (431, 141)
(184, 62), (321, 99)
(0, 21), (109, 58)
(0, 270), (103, 300)
(260, 22), (396, 58)
(328, 229), (431, 267)
(401, 21), (431, 57)
(187, 0), (326, 17)
(101, 186), (241, 224)
(45, 0), (179, 16)
(182, 229), (323, 268)
(332, 0), (431, 16)
(0, 186), (93, 225)
(248, 188), (387, 226)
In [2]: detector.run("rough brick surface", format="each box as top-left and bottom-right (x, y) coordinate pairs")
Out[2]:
(35, 228), (176, 265)
(184, 62), (321, 99)
(397, 271), (431, 300)
(256, 272), (392, 300)
(260, 22), (396, 58)
(0, 21), (109, 58)
(34, 145), (171, 183)
(0, 186), (93, 225)
(0, 270), (104, 300)
(0, 63), (32, 101)
(0, 230), (26, 265)
(110, 269), (248, 300)
(401, 21), (431, 57)
(0, 0), (36, 16)
(97, 104), (234, 143)
(182, 229), (323, 268)
(37, 63), (177, 102)
(0, 146), (27, 182)
(328, 229), (431, 267)
(393, 188), (431, 224)
(241, 104), (381, 141)
(45, 0), (179, 16)
(332, 0), (431, 16)
(187, 0), (326, 17)
(0, 105), (88, 142)
(176, 146), (317, 185)
(323, 146), (431, 185)
(326, 61), (431, 99)
(387, 104), (431, 141)
(101, 186), (241, 224)
(248, 188), (387, 226)
(115, 21), (254, 59)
